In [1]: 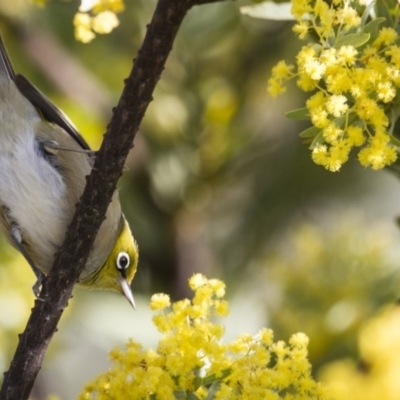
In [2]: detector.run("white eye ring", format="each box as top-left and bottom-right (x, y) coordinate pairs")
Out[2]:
(116, 252), (130, 270)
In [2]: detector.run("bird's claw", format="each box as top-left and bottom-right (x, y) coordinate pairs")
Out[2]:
(32, 273), (45, 298)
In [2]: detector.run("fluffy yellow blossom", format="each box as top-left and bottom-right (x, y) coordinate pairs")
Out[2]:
(313, 0), (329, 21)
(273, 60), (294, 79)
(355, 97), (389, 130)
(366, 56), (389, 77)
(337, 6), (361, 29)
(297, 72), (318, 91)
(311, 140), (351, 172)
(267, 78), (287, 97)
(374, 27), (398, 47)
(267, 61), (295, 96)
(323, 123), (343, 143)
(150, 293), (171, 310)
(307, 91), (326, 109)
(189, 273), (208, 290)
(322, 306), (400, 400)
(358, 133), (397, 170)
(376, 82), (396, 103)
(338, 45), (357, 65)
(386, 46), (400, 69)
(347, 125), (365, 147)
(386, 65), (400, 84)
(290, 331), (309, 347)
(321, 48), (337, 66)
(325, 66), (352, 93)
(267, 0), (400, 171)
(293, 20), (309, 39)
(310, 107), (330, 128)
(73, 12), (95, 43)
(303, 57), (326, 81)
(208, 278), (226, 298)
(297, 46), (317, 64)
(79, 275), (327, 400)
(291, 0), (312, 18)
(325, 95), (348, 118)
(74, 0), (124, 42)
(91, 11), (119, 34)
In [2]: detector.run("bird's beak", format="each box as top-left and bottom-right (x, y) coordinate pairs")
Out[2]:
(119, 277), (136, 310)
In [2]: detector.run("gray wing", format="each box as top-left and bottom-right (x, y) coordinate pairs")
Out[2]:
(15, 75), (90, 150)
(0, 33), (90, 151)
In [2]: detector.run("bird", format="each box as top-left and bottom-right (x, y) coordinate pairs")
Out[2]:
(0, 33), (138, 308)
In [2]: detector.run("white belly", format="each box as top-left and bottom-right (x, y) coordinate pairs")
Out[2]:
(0, 101), (69, 272)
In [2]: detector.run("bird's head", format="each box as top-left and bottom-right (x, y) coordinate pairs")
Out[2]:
(80, 218), (139, 308)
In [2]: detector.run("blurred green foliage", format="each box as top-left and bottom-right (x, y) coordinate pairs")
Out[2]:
(257, 219), (400, 370)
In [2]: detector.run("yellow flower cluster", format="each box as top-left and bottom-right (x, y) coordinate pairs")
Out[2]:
(74, 0), (124, 43)
(79, 274), (327, 400)
(268, 0), (400, 171)
(322, 306), (400, 400)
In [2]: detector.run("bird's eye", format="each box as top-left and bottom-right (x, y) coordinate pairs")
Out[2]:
(116, 252), (130, 270)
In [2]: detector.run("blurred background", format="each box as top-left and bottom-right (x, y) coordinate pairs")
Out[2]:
(1, 0), (400, 398)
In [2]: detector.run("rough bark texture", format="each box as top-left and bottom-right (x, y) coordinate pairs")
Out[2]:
(0, 0), (226, 398)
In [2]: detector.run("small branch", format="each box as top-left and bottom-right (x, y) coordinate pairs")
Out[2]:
(0, 0), (226, 398)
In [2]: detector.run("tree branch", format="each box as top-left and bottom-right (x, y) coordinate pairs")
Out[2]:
(0, 0), (226, 398)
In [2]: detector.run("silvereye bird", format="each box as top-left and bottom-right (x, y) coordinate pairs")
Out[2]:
(0, 34), (138, 308)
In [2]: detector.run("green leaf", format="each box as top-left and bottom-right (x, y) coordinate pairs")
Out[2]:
(299, 126), (320, 138)
(374, 0), (394, 27)
(240, 2), (295, 20)
(205, 381), (222, 400)
(334, 33), (370, 49)
(361, 17), (385, 42)
(311, 43), (323, 53)
(202, 369), (231, 387)
(193, 376), (202, 390)
(285, 108), (310, 120)
(174, 392), (201, 400)
(174, 391), (187, 399)
(389, 134), (400, 147)
(309, 131), (325, 149)
(360, 1), (379, 27)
